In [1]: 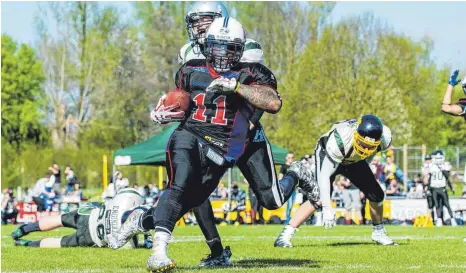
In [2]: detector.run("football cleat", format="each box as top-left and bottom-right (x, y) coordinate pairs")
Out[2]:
(11, 224), (28, 240)
(199, 246), (233, 267)
(288, 161), (320, 202)
(274, 225), (296, 248)
(14, 239), (32, 247)
(436, 219), (443, 227)
(146, 253), (176, 272)
(372, 226), (397, 246)
(108, 209), (145, 250)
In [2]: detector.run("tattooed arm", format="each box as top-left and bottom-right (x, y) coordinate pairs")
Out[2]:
(236, 84), (282, 114)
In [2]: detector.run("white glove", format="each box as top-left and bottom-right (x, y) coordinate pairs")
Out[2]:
(150, 94), (185, 124)
(206, 77), (239, 94)
(322, 206), (336, 229)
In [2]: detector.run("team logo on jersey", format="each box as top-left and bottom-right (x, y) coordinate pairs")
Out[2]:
(253, 128), (265, 142)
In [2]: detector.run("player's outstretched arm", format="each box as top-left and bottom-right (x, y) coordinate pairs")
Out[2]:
(236, 84), (282, 114)
(441, 70), (464, 115)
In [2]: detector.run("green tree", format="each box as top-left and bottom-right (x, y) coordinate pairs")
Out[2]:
(1, 34), (46, 151)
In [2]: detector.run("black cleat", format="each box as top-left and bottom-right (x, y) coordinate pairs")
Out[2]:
(199, 246), (233, 267)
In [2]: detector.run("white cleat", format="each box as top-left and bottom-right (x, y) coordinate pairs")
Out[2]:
(372, 226), (397, 246)
(436, 219), (443, 227)
(274, 225), (296, 248)
(451, 219), (457, 226)
(108, 209), (145, 250)
(146, 252), (176, 273)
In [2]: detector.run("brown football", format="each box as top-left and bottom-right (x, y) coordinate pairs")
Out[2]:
(163, 89), (191, 112)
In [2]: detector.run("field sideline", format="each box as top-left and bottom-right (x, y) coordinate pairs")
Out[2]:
(1, 224), (465, 273)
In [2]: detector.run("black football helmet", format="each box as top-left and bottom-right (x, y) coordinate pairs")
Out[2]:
(353, 114), (383, 159)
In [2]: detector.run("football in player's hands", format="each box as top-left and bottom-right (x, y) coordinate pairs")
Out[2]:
(164, 89), (191, 112)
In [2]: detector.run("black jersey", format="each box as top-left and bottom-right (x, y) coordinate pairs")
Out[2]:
(174, 60), (278, 162)
(457, 98), (466, 120)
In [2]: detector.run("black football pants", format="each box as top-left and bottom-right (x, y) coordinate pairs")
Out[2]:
(153, 128), (229, 234)
(192, 124), (297, 255)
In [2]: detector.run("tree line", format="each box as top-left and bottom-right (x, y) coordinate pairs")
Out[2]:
(2, 2), (465, 188)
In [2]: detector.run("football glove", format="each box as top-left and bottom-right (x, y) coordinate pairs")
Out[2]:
(150, 94), (185, 124)
(323, 206), (336, 229)
(206, 77), (240, 94)
(448, 70), (461, 86)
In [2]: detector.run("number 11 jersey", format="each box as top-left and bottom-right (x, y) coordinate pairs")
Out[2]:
(175, 59), (278, 162)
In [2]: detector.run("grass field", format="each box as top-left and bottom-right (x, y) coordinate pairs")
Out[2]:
(1, 224), (465, 273)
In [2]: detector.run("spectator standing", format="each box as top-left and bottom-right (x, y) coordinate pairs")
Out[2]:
(280, 152), (295, 224)
(48, 163), (61, 196)
(64, 166), (78, 195)
(339, 176), (363, 225)
(31, 174), (50, 213)
(1, 188), (18, 224)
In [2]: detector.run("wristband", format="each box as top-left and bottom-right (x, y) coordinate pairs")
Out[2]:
(234, 82), (241, 92)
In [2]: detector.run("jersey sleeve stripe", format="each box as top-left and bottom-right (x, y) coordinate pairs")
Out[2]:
(333, 130), (346, 158)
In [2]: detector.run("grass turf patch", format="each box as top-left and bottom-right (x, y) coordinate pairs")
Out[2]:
(2, 224), (465, 272)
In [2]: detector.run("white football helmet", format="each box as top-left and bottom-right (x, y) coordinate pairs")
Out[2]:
(204, 17), (246, 72)
(431, 150), (445, 165)
(185, 1), (229, 44)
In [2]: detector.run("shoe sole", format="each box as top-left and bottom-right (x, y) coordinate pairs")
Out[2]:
(274, 243), (293, 248)
(372, 239), (398, 246)
(148, 261), (176, 273)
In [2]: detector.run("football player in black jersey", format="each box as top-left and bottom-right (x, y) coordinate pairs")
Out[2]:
(143, 17), (318, 272)
(441, 69), (466, 119)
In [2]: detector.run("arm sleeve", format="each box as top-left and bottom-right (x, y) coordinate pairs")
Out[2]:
(318, 157), (340, 208)
(442, 171), (454, 191)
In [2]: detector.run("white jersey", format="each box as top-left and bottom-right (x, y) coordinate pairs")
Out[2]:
(178, 38), (264, 65)
(428, 163), (447, 188)
(88, 188), (143, 247)
(321, 119), (392, 165)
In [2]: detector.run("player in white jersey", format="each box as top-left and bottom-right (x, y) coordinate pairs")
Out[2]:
(422, 154), (436, 222)
(424, 150), (455, 227)
(12, 188), (147, 248)
(275, 114), (397, 247)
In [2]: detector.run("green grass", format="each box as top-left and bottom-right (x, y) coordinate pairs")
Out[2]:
(2, 224), (465, 273)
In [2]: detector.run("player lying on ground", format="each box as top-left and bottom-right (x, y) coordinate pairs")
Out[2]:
(424, 150), (456, 227)
(275, 115), (397, 247)
(11, 188), (151, 248)
(142, 16), (319, 273)
(148, 2), (318, 268)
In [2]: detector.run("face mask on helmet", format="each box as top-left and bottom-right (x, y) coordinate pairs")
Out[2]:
(353, 132), (381, 159)
(185, 2), (229, 45)
(186, 15), (216, 44)
(353, 115), (383, 160)
(204, 38), (244, 72)
(431, 151), (445, 165)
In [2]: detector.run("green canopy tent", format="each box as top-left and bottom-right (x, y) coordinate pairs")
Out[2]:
(114, 123), (289, 166)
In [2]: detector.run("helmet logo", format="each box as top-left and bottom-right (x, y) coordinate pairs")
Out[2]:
(220, 27), (229, 34)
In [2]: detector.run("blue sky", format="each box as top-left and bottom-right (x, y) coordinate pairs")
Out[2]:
(2, 1), (465, 70)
